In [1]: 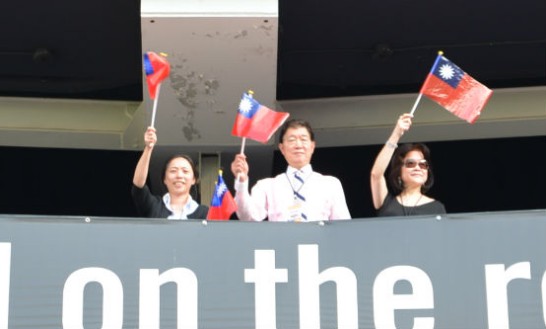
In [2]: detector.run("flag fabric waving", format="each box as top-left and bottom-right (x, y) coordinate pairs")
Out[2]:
(207, 171), (237, 221)
(420, 53), (493, 124)
(231, 92), (290, 143)
(143, 51), (170, 100)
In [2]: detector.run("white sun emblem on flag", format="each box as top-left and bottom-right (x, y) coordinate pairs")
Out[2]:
(239, 98), (252, 114)
(216, 183), (227, 198)
(438, 64), (455, 80)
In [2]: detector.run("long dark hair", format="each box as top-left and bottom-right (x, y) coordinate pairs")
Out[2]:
(387, 143), (435, 195)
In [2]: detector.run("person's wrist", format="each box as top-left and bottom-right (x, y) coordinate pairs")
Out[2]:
(385, 141), (398, 149)
(240, 173), (248, 182)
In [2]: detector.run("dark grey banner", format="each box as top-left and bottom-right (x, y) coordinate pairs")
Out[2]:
(0, 210), (545, 328)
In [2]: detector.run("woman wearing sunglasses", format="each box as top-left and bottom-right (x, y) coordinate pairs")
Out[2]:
(370, 113), (446, 217)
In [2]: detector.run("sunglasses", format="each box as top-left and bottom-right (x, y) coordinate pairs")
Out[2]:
(403, 159), (429, 170)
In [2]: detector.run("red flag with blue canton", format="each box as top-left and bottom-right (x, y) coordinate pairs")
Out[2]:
(231, 92), (290, 143)
(420, 53), (493, 124)
(206, 171), (237, 220)
(143, 51), (170, 100)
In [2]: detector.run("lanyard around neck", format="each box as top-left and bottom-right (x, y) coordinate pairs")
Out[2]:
(285, 171), (312, 195)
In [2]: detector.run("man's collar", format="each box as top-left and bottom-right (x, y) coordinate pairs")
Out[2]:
(287, 164), (312, 175)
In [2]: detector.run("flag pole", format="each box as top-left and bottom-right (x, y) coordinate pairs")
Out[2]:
(239, 137), (246, 155)
(409, 93), (423, 116)
(150, 83), (162, 128)
(147, 83), (162, 148)
(410, 50), (444, 116)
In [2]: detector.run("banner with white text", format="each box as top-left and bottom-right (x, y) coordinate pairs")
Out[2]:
(0, 210), (545, 329)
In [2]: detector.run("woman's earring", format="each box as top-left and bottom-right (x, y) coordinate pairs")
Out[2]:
(398, 176), (403, 187)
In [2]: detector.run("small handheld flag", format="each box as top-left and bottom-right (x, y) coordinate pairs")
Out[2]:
(417, 51), (493, 124)
(206, 170), (237, 221)
(143, 51), (170, 131)
(143, 51), (170, 100)
(231, 92), (290, 144)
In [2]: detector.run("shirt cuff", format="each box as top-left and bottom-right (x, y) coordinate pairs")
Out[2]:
(234, 178), (249, 192)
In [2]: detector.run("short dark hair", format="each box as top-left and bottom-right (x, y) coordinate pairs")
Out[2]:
(387, 143), (435, 195)
(161, 154), (200, 184)
(278, 119), (315, 144)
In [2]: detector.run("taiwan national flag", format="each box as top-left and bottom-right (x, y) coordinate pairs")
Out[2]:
(143, 51), (170, 100)
(231, 93), (290, 143)
(206, 172), (237, 220)
(420, 54), (493, 124)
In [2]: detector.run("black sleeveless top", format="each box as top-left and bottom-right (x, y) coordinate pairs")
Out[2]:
(377, 193), (446, 217)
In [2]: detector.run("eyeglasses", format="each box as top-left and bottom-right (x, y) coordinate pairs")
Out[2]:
(403, 159), (429, 170)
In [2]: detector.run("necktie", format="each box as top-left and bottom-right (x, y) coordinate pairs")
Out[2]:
(293, 171), (307, 220)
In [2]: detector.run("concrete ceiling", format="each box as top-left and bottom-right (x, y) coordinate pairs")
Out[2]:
(0, 0), (544, 152)
(276, 0), (546, 100)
